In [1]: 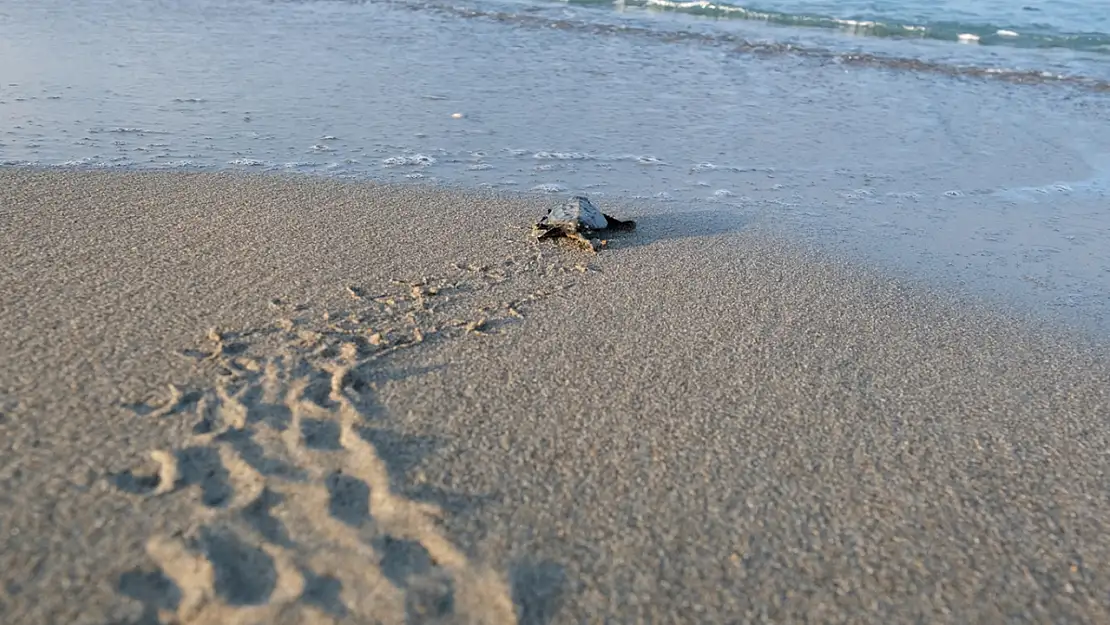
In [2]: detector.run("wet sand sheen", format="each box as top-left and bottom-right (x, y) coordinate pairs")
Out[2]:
(2, 170), (1109, 624)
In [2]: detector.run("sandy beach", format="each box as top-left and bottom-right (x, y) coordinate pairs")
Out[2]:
(3, 169), (1110, 624)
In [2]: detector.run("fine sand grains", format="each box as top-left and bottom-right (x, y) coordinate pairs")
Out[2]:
(5, 170), (1110, 624)
(0, 170), (600, 625)
(113, 260), (587, 624)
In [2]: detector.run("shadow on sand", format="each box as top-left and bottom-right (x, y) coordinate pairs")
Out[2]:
(602, 206), (750, 251)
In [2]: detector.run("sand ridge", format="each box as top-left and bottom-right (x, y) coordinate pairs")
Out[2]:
(110, 242), (601, 623)
(0, 170), (606, 625)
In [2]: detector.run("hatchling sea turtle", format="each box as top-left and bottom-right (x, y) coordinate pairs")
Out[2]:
(533, 196), (635, 251)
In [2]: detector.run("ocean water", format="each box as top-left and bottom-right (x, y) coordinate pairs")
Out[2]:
(2, 0), (1109, 332)
(539, 0), (1110, 58)
(421, 0), (1110, 83)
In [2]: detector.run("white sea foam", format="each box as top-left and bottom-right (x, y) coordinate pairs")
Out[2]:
(531, 183), (567, 193)
(533, 151), (596, 160)
(886, 191), (922, 201)
(54, 158), (125, 168)
(228, 158), (267, 166)
(160, 159), (199, 168)
(382, 154), (437, 167)
(88, 127), (166, 134)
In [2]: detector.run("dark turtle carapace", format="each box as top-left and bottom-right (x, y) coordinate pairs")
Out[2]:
(533, 196), (635, 251)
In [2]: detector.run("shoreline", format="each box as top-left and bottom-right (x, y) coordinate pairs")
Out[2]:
(7, 164), (1104, 342)
(3, 169), (1110, 624)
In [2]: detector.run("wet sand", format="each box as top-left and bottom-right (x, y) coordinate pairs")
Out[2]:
(2, 169), (1110, 624)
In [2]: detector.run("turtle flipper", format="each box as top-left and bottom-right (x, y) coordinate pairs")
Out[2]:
(602, 213), (636, 231)
(533, 224), (561, 240)
(566, 231), (599, 252)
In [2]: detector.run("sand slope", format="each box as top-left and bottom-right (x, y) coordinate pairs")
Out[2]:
(2, 170), (1110, 624)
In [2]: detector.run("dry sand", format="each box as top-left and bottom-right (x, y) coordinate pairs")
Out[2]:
(2, 169), (1110, 624)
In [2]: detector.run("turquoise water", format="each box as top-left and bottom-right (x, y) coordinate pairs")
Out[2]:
(456, 0), (1110, 82)
(563, 0), (1110, 50)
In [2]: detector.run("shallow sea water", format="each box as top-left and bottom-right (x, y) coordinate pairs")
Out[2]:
(1, 0), (1109, 333)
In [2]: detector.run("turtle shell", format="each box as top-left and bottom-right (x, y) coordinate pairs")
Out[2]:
(540, 196), (610, 231)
